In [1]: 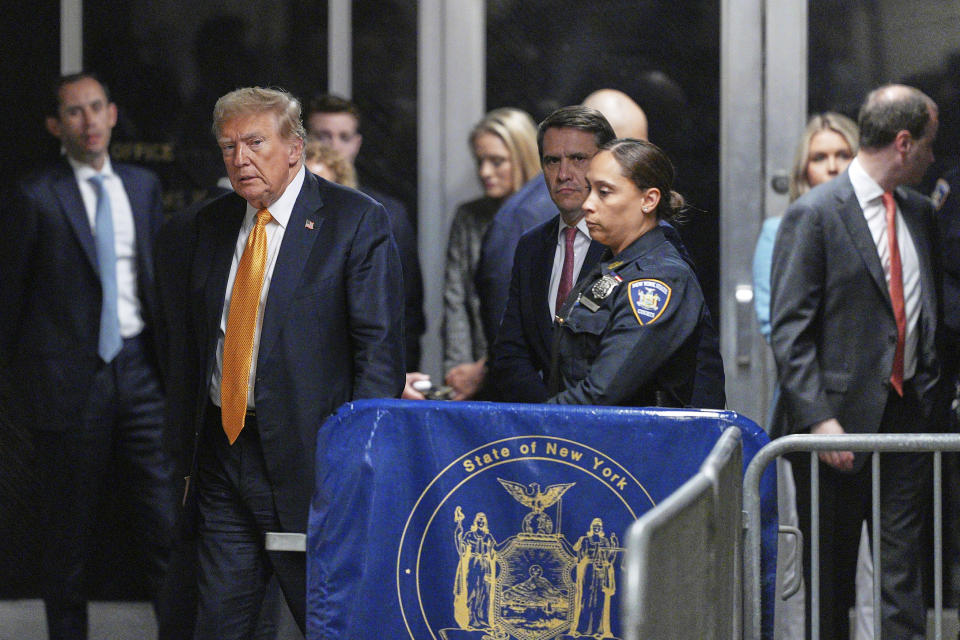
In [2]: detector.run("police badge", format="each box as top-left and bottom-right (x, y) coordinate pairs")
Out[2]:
(591, 275), (620, 300)
(579, 274), (622, 312)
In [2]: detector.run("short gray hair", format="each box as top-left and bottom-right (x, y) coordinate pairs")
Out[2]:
(212, 86), (306, 142)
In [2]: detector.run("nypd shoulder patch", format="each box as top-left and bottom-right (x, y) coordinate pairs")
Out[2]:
(628, 279), (672, 325)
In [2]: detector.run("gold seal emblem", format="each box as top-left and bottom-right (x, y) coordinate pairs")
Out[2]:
(444, 479), (623, 640)
(397, 436), (653, 640)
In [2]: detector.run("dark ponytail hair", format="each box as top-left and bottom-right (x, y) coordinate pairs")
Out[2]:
(601, 138), (685, 222)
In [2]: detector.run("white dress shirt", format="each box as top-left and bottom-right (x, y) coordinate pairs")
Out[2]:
(848, 157), (921, 380)
(547, 217), (592, 322)
(68, 155), (144, 339)
(209, 165), (306, 408)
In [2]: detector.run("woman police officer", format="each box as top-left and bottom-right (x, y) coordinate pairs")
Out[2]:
(546, 138), (709, 407)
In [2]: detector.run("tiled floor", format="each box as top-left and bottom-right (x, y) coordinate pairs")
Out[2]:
(0, 599), (303, 640)
(0, 600), (155, 640)
(3, 599), (952, 639)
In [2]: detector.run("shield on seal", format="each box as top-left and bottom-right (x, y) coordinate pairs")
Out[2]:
(493, 532), (577, 640)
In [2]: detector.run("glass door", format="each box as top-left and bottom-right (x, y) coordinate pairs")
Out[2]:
(720, 0), (806, 425)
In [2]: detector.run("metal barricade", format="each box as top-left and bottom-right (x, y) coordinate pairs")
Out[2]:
(622, 426), (743, 640)
(744, 433), (960, 640)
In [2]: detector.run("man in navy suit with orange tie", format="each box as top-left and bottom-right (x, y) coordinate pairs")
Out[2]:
(0, 72), (176, 640)
(156, 87), (405, 638)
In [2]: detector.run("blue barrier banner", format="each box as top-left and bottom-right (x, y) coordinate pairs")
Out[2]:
(307, 400), (776, 640)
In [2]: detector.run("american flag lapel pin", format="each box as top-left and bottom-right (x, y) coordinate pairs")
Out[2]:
(305, 219), (315, 230)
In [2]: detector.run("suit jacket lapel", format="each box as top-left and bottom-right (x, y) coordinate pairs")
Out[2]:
(51, 162), (98, 272)
(582, 240), (605, 279)
(533, 218), (559, 359)
(196, 193), (246, 379)
(116, 165), (155, 283)
(834, 177), (890, 304)
(897, 189), (938, 350)
(257, 173), (325, 365)
(115, 166), (159, 324)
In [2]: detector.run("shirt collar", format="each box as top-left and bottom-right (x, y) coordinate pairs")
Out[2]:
(67, 154), (115, 182)
(558, 215), (590, 239)
(245, 164), (306, 229)
(848, 156), (885, 208)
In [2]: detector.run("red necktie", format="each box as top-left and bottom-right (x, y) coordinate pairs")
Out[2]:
(883, 192), (905, 396)
(556, 226), (577, 315)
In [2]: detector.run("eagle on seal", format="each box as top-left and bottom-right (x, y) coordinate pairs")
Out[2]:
(497, 478), (575, 514)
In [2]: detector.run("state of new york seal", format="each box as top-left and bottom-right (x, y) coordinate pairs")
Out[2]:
(396, 436), (655, 640)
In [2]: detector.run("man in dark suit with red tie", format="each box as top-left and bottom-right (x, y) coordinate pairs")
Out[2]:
(1, 72), (176, 640)
(155, 86), (404, 638)
(488, 106), (725, 409)
(771, 84), (941, 639)
(487, 106), (613, 402)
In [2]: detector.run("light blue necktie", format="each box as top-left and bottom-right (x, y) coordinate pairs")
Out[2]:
(89, 175), (123, 362)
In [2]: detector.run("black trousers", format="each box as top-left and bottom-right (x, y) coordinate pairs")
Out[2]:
(35, 336), (177, 640)
(791, 386), (930, 640)
(193, 403), (306, 640)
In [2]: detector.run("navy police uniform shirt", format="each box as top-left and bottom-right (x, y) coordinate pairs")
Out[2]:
(547, 225), (706, 407)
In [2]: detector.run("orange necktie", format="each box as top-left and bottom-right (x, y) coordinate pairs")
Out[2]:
(221, 208), (272, 443)
(882, 192), (905, 396)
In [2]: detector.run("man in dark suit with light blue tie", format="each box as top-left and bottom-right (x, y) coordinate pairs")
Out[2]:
(156, 87), (405, 638)
(0, 72), (175, 640)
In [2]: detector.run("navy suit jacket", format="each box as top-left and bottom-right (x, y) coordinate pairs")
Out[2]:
(489, 215), (726, 408)
(359, 184), (424, 369)
(475, 176), (556, 349)
(1, 159), (163, 431)
(488, 215), (604, 403)
(157, 171), (405, 532)
(770, 171), (940, 467)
